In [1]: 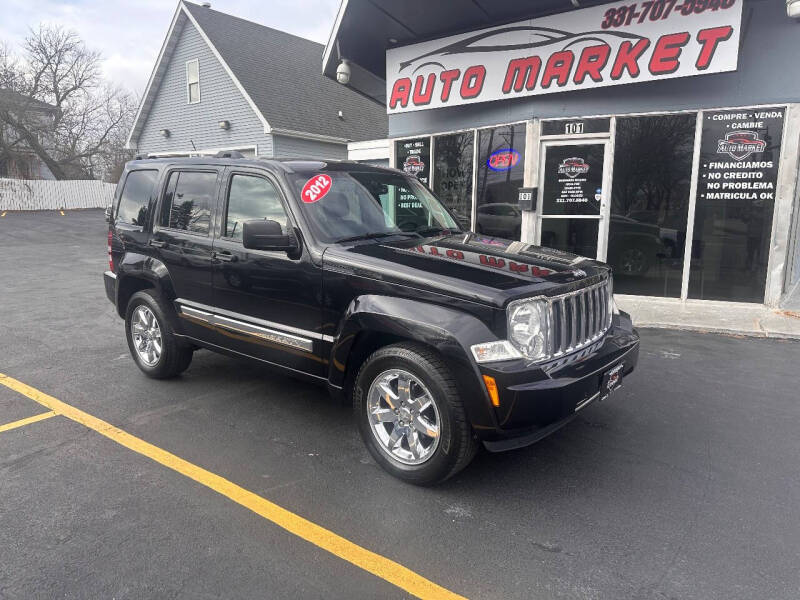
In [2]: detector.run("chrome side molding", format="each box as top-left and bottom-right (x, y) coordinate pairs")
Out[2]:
(177, 301), (315, 352)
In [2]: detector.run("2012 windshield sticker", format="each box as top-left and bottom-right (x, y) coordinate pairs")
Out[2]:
(302, 174), (332, 203)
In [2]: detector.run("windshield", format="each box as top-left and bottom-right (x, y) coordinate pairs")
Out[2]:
(288, 170), (460, 243)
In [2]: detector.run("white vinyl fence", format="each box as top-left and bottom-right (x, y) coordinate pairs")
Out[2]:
(0, 178), (116, 211)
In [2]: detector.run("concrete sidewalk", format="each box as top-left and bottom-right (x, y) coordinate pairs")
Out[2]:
(617, 295), (800, 339)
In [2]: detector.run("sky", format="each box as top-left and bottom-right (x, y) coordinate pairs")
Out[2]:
(0, 0), (340, 96)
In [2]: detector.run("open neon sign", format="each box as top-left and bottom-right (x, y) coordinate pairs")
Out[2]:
(487, 148), (520, 172)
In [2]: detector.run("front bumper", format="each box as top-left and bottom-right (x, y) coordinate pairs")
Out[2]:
(476, 311), (639, 451)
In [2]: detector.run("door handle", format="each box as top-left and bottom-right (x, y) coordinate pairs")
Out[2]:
(149, 239), (167, 248)
(213, 251), (237, 262)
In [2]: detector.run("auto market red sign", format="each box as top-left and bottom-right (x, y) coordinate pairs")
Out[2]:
(386, 0), (743, 114)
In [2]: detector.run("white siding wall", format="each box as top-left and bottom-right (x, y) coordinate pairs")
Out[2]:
(136, 20), (273, 157)
(0, 179), (115, 210)
(272, 134), (347, 159)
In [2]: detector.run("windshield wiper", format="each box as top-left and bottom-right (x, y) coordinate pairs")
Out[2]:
(415, 226), (459, 237)
(334, 231), (415, 244)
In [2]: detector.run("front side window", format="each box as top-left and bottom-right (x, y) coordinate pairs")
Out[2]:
(160, 171), (216, 235)
(116, 170), (158, 226)
(288, 171), (459, 244)
(225, 174), (288, 240)
(186, 59), (200, 104)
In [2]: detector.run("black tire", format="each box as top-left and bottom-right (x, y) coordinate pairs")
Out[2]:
(353, 343), (478, 485)
(125, 289), (193, 379)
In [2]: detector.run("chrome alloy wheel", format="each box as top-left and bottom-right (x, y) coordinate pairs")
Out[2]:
(130, 305), (162, 367)
(366, 369), (441, 465)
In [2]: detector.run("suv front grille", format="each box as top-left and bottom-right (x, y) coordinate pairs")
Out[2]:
(547, 278), (612, 358)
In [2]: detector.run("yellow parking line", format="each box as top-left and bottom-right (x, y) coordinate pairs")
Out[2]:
(0, 373), (466, 600)
(0, 410), (57, 433)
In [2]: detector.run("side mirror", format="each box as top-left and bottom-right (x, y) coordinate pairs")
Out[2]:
(242, 219), (295, 252)
(104, 205), (113, 223)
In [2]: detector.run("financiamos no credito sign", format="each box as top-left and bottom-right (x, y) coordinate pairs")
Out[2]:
(386, 0), (743, 114)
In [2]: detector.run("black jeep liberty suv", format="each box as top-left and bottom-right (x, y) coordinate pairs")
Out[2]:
(104, 156), (639, 485)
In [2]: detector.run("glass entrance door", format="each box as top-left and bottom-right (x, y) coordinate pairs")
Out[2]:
(536, 140), (611, 260)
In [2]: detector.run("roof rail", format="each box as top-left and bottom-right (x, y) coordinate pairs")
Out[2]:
(215, 150), (245, 159)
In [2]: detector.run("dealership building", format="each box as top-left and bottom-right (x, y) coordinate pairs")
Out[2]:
(324, 0), (800, 309)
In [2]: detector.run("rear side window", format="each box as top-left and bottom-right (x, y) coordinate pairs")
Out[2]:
(116, 170), (157, 226)
(160, 171), (216, 235)
(225, 174), (288, 240)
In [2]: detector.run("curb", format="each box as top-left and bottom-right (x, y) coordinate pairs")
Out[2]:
(634, 321), (800, 341)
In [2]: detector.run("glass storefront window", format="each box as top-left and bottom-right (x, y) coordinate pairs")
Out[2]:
(539, 142), (605, 258)
(433, 132), (474, 231)
(541, 144), (604, 217)
(395, 138), (432, 231)
(688, 109), (784, 302)
(387, 105), (786, 305)
(541, 219), (599, 259)
(475, 124), (526, 240)
(608, 114), (696, 297)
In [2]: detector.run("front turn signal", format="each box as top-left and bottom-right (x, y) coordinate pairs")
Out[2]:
(483, 375), (500, 407)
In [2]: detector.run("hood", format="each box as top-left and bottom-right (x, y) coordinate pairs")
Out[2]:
(322, 232), (610, 308)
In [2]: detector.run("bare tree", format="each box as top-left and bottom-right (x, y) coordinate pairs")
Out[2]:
(0, 25), (136, 180)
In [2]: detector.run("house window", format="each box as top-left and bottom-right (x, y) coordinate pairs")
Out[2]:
(186, 59), (200, 104)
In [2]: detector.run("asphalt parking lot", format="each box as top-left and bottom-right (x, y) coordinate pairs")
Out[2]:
(2, 209), (799, 600)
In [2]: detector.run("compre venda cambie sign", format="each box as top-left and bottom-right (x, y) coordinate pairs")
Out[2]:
(385, 0), (743, 114)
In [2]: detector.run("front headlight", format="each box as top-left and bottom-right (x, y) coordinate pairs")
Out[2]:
(507, 298), (549, 361)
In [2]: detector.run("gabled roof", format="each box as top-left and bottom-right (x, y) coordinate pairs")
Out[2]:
(0, 89), (58, 114)
(128, 1), (387, 148)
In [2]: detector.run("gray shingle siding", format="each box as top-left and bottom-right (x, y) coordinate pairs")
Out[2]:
(272, 135), (347, 160)
(136, 20), (272, 156)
